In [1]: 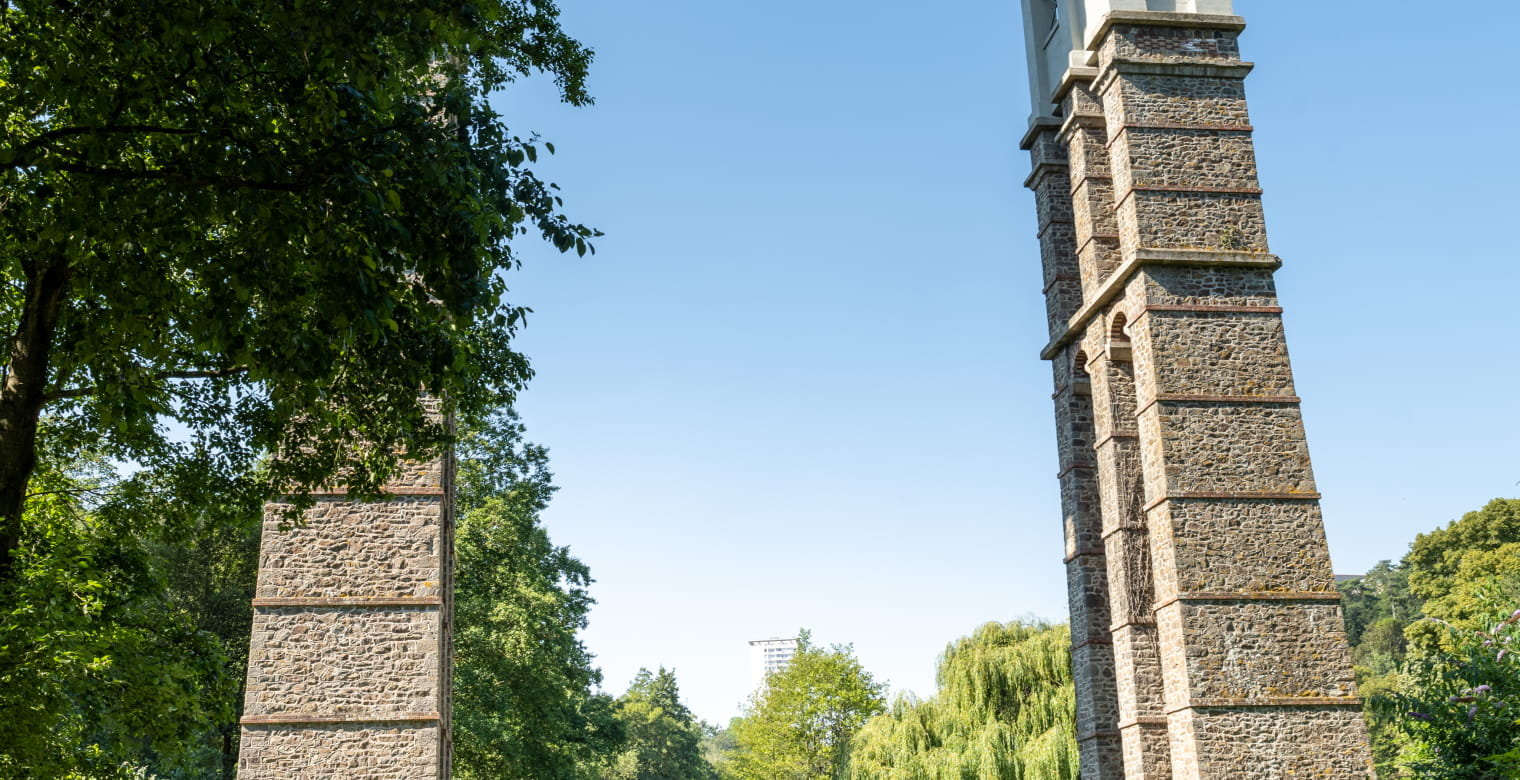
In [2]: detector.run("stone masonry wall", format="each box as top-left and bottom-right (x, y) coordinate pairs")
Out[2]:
(240, 429), (454, 779)
(1024, 10), (1373, 778)
(239, 723), (440, 779)
(1028, 114), (1126, 779)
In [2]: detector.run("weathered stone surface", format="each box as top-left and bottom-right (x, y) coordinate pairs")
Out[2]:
(1157, 600), (1356, 702)
(1139, 312), (1295, 398)
(1168, 706), (1374, 779)
(1119, 191), (1267, 253)
(1139, 402), (1316, 494)
(239, 723), (440, 780)
(240, 430), (454, 777)
(256, 498), (444, 600)
(1148, 499), (1336, 601)
(1023, 9), (1371, 777)
(243, 607), (440, 717)
(1141, 266), (1278, 308)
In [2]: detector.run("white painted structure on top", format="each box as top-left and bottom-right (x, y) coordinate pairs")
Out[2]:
(1018, 0), (1236, 122)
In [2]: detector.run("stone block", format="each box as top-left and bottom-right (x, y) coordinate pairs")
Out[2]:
(1148, 498), (1337, 600)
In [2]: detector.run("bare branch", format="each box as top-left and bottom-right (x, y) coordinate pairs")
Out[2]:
(45, 366), (251, 402)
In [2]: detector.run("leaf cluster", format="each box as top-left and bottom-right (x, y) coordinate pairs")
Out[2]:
(593, 667), (718, 780)
(725, 631), (887, 780)
(1374, 609), (1520, 779)
(848, 621), (1077, 780)
(452, 410), (621, 780)
(2, 0), (599, 512)
(0, 438), (249, 778)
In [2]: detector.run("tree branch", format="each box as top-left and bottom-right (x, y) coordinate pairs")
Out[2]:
(22, 124), (200, 148)
(45, 366), (251, 402)
(39, 161), (315, 191)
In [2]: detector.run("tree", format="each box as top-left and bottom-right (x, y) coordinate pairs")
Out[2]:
(1339, 560), (1420, 649)
(121, 460), (264, 779)
(1374, 607), (1520, 779)
(1, 0), (598, 584)
(848, 621), (1078, 780)
(726, 631), (887, 780)
(0, 439), (238, 778)
(1407, 499), (1520, 626)
(452, 410), (621, 779)
(594, 667), (717, 780)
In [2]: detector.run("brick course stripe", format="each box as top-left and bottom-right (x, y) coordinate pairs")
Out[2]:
(1117, 716), (1169, 729)
(241, 712), (443, 726)
(1143, 491), (1321, 512)
(1101, 523), (1146, 542)
(1142, 304), (1282, 314)
(1039, 250), (1281, 360)
(1105, 121), (1255, 151)
(1069, 174), (1114, 197)
(1115, 183), (1263, 210)
(1153, 591), (1341, 610)
(1035, 218), (1076, 239)
(1076, 728), (1122, 742)
(1135, 393), (1301, 417)
(1120, 121), (1255, 133)
(1166, 697), (1362, 714)
(1092, 431), (1139, 450)
(1022, 161), (1071, 191)
(1074, 231), (1121, 257)
(289, 488), (446, 498)
(252, 597), (444, 608)
(1072, 637), (1114, 650)
(1042, 274), (1080, 294)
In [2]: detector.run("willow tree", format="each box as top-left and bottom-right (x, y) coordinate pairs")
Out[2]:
(849, 621), (1078, 780)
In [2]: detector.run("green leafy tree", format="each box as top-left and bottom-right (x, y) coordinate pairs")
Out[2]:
(0, 0), (598, 586)
(702, 719), (740, 775)
(127, 463), (263, 779)
(594, 667), (717, 780)
(1375, 607), (1520, 779)
(452, 410), (621, 779)
(726, 631), (887, 780)
(0, 443), (238, 778)
(1407, 499), (1520, 627)
(1339, 560), (1420, 650)
(1338, 559), (1422, 776)
(849, 620), (1078, 780)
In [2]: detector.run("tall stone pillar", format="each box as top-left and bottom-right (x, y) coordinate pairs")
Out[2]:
(238, 419), (454, 778)
(1019, 2), (1373, 777)
(1023, 116), (1124, 779)
(1060, 80), (1172, 777)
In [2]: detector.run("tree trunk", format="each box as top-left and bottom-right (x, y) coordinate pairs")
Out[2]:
(0, 254), (71, 583)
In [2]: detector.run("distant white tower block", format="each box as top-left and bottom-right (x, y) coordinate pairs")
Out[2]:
(748, 637), (798, 688)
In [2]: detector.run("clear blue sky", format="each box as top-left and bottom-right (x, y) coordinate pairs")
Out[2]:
(489, 0), (1520, 724)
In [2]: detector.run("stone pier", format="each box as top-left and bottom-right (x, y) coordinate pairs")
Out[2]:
(1017, 2), (1375, 776)
(238, 430), (454, 778)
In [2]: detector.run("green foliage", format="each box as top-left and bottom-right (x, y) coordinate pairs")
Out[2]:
(1338, 499), (1520, 777)
(849, 621), (1078, 780)
(1407, 500), (1520, 626)
(725, 631), (887, 780)
(452, 411), (621, 780)
(0, 445), (241, 778)
(1374, 608), (1520, 779)
(0, 0), (599, 580)
(592, 667), (717, 780)
(1339, 560), (1420, 650)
